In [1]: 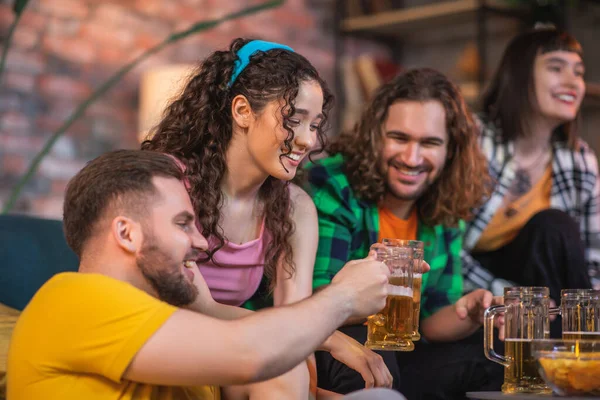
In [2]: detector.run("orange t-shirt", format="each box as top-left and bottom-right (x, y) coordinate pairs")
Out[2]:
(370, 207), (418, 326)
(474, 165), (552, 252)
(378, 206), (418, 242)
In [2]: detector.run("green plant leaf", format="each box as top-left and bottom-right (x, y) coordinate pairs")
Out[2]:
(2, 0), (285, 214)
(13, 0), (30, 15)
(168, 0), (284, 42)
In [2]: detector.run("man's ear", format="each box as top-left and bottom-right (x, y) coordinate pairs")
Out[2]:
(231, 94), (253, 129)
(111, 216), (143, 254)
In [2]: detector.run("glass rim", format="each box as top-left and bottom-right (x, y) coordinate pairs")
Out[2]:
(530, 337), (600, 352)
(504, 286), (549, 297)
(381, 238), (424, 249)
(561, 288), (600, 299)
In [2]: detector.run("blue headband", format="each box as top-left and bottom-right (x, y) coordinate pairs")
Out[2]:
(228, 40), (294, 87)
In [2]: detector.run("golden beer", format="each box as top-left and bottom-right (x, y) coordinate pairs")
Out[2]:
(412, 274), (422, 340)
(561, 289), (600, 338)
(502, 339), (550, 394)
(366, 276), (414, 351)
(562, 331), (600, 340)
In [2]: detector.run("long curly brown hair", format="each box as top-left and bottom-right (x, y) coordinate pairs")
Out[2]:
(142, 38), (333, 288)
(329, 68), (491, 227)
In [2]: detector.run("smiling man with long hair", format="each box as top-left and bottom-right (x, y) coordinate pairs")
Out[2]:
(303, 68), (503, 399)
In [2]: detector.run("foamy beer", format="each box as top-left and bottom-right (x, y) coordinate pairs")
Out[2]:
(484, 287), (557, 394)
(383, 239), (424, 340)
(560, 289), (600, 340)
(365, 242), (414, 351)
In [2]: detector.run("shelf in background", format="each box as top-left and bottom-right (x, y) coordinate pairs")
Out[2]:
(341, 0), (527, 37)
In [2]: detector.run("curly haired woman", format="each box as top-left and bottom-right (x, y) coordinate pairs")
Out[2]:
(142, 38), (393, 400)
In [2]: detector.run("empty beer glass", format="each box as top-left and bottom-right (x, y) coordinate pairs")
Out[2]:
(365, 242), (414, 351)
(484, 287), (557, 394)
(561, 289), (600, 340)
(382, 239), (424, 341)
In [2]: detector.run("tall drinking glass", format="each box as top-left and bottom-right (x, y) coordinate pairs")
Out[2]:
(484, 287), (558, 394)
(365, 242), (414, 351)
(561, 289), (600, 340)
(382, 239), (424, 341)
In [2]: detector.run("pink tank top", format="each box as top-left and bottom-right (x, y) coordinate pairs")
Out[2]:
(167, 155), (269, 306)
(197, 221), (269, 306)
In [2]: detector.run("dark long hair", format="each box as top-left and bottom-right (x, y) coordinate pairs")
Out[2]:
(142, 38), (333, 288)
(329, 68), (491, 227)
(482, 28), (583, 147)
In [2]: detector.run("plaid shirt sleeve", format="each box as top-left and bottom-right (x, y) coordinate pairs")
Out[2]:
(463, 117), (600, 294)
(420, 224), (464, 318)
(461, 249), (492, 292)
(461, 249), (517, 296)
(303, 157), (360, 289)
(579, 145), (600, 289)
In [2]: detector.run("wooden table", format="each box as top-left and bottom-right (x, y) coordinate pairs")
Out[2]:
(0, 304), (20, 400)
(467, 392), (600, 400)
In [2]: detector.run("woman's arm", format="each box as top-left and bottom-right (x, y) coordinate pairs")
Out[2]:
(186, 262), (253, 320)
(274, 185), (392, 389)
(273, 184), (319, 306)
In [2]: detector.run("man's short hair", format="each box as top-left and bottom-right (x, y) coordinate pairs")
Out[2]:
(63, 150), (183, 257)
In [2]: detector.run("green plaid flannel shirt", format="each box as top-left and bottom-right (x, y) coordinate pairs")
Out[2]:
(303, 154), (464, 318)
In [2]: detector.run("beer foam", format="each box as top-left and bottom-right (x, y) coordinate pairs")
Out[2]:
(388, 285), (413, 297)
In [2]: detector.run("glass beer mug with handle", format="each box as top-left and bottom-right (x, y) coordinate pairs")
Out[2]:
(382, 239), (424, 341)
(365, 242), (414, 351)
(561, 289), (600, 340)
(484, 287), (556, 394)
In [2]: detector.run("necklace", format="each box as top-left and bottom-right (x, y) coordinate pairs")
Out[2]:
(504, 146), (551, 218)
(508, 147), (550, 197)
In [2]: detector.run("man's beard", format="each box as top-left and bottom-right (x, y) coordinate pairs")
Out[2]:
(136, 236), (198, 307)
(388, 181), (430, 201)
(386, 160), (438, 201)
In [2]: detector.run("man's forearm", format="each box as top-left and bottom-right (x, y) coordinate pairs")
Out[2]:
(235, 284), (354, 382)
(315, 283), (367, 327)
(420, 305), (480, 342)
(204, 301), (253, 320)
(185, 286), (253, 320)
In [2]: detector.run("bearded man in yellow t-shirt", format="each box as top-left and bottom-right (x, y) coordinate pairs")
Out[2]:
(7, 150), (401, 400)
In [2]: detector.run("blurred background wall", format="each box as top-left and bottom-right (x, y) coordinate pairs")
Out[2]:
(0, 0), (598, 219)
(0, 0), (363, 216)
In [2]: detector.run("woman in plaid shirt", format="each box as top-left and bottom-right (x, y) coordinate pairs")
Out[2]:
(462, 28), (599, 307)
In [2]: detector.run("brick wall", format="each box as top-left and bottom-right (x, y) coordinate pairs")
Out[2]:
(0, 0), (351, 218)
(3, 1), (596, 219)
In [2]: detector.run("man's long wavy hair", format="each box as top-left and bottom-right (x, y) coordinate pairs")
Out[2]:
(142, 38), (333, 288)
(329, 68), (490, 227)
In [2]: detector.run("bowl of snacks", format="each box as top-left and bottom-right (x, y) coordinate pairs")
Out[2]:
(531, 339), (600, 396)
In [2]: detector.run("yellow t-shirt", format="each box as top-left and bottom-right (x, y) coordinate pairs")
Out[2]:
(7, 273), (220, 400)
(474, 165), (552, 252)
(378, 206), (418, 243)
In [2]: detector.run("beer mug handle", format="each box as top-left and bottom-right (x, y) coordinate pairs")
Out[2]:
(549, 306), (560, 317)
(484, 305), (509, 367)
